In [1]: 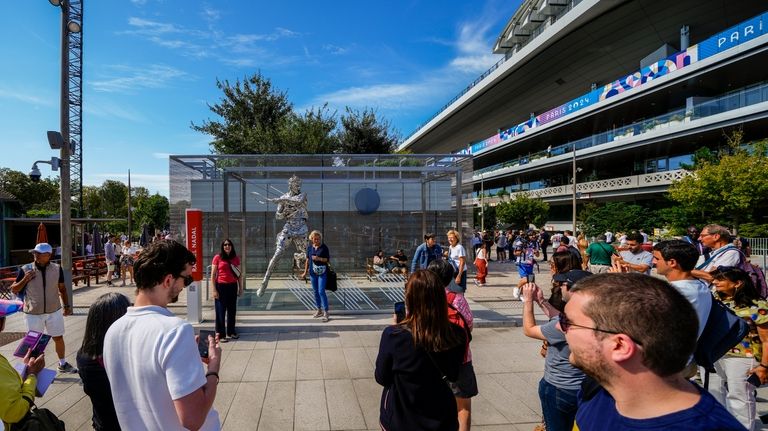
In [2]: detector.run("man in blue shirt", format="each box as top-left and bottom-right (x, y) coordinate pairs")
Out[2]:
(565, 273), (745, 430)
(410, 233), (443, 273)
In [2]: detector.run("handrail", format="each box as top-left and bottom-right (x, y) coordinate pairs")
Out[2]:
(473, 80), (768, 180)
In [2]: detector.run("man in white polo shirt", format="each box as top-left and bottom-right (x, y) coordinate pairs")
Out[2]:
(104, 240), (222, 430)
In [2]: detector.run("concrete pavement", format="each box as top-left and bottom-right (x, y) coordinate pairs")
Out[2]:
(2, 259), (768, 430)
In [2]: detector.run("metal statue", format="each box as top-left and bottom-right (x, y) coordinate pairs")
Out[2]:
(257, 175), (309, 296)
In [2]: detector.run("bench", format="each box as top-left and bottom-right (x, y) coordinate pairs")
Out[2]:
(82, 256), (109, 284)
(0, 267), (18, 300)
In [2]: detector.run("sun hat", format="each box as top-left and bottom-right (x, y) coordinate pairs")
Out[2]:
(29, 243), (53, 254)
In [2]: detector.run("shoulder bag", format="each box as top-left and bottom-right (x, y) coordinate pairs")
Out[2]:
(326, 264), (338, 292)
(14, 396), (66, 431)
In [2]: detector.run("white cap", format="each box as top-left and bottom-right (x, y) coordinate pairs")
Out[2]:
(30, 243), (53, 254)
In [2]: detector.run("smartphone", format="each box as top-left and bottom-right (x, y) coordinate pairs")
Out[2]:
(747, 373), (762, 387)
(13, 331), (51, 358)
(394, 301), (406, 323)
(526, 273), (535, 283)
(198, 330), (215, 358)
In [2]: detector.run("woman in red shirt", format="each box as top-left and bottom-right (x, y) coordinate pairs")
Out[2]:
(210, 239), (242, 342)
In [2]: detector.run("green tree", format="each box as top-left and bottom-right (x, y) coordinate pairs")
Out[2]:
(579, 202), (655, 237)
(191, 72), (295, 154)
(336, 107), (399, 154)
(668, 135), (768, 229)
(494, 193), (549, 230)
(134, 193), (170, 233)
(280, 104), (339, 154)
(0, 168), (59, 213)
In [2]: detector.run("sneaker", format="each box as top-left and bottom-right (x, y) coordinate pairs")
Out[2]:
(57, 361), (77, 374)
(220, 337), (229, 343)
(473, 280), (480, 286)
(322, 311), (329, 322)
(312, 309), (323, 318)
(229, 333), (240, 340)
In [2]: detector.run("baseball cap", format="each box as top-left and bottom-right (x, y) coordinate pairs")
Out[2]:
(552, 270), (593, 286)
(29, 243), (53, 254)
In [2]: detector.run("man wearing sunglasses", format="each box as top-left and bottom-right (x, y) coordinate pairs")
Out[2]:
(692, 224), (741, 283)
(104, 240), (222, 430)
(564, 273), (744, 430)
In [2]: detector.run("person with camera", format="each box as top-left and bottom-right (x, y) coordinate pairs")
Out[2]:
(0, 300), (46, 427)
(103, 240), (222, 430)
(375, 270), (467, 431)
(521, 267), (590, 431)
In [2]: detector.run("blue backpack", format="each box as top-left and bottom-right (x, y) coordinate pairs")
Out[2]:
(694, 297), (749, 388)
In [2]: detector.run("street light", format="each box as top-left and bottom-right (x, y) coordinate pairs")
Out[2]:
(48, 0), (82, 308)
(571, 145), (583, 234)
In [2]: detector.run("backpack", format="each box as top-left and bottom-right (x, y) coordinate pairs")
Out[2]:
(693, 297), (749, 388)
(14, 396), (66, 431)
(737, 251), (768, 299)
(697, 245), (768, 298)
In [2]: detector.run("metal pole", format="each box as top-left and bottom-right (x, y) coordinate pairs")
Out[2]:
(572, 144), (577, 235)
(480, 174), (484, 232)
(127, 169), (132, 241)
(60, 3), (73, 306)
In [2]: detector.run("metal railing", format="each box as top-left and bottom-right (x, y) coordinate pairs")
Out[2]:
(473, 80), (768, 180)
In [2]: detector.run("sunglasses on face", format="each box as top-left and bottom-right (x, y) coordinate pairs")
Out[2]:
(559, 312), (644, 345)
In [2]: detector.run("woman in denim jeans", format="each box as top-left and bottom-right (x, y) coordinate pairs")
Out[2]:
(301, 230), (330, 322)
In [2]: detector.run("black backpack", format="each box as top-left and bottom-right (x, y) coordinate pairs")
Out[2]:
(694, 297), (749, 388)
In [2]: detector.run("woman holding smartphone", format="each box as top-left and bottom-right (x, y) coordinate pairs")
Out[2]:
(210, 239), (242, 342)
(375, 270), (466, 431)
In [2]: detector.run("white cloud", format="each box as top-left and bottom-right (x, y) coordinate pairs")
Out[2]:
(0, 87), (56, 107)
(322, 44), (349, 55)
(90, 64), (190, 93)
(318, 83), (436, 110)
(83, 101), (148, 123)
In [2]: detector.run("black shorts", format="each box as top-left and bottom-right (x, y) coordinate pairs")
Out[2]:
(454, 361), (479, 398)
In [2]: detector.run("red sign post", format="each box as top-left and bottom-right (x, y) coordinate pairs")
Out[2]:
(185, 209), (203, 282)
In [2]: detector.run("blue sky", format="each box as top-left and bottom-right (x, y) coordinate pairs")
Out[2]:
(0, 0), (519, 196)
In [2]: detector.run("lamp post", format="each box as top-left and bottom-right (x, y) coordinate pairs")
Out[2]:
(571, 145), (583, 234)
(480, 173), (485, 232)
(49, 0), (82, 306)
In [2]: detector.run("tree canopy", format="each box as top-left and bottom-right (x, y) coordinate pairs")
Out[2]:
(668, 132), (768, 229)
(494, 193), (549, 230)
(191, 72), (400, 155)
(0, 167), (169, 238)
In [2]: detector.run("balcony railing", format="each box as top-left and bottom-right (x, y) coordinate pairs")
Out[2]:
(472, 169), (691, 204)
(473, 80), (768, 180)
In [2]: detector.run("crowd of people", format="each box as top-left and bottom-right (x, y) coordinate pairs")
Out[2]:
(1, 223), (766, 430)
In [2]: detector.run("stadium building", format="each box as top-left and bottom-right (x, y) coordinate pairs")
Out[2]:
(400, 0), (768, 229)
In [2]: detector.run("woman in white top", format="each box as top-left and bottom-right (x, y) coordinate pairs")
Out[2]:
(120, 240), (138, 286)
(447, 229), (467, 292)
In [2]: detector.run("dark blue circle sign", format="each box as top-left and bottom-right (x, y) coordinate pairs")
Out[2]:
(354, 188), (380, 215)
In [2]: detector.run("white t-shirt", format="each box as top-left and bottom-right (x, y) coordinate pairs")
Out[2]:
(104, 306), (220, 431)
(670, 279), (712, 339)
(696, 244), (741, 272)
(449, 244), (467, 273)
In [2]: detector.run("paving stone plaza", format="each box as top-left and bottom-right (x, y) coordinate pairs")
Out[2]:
(3, 262), (768, 430)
